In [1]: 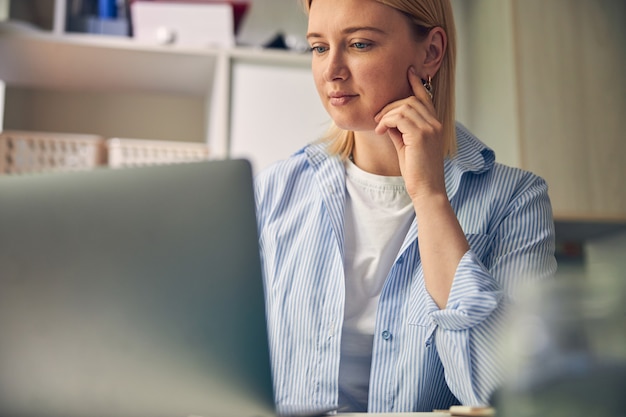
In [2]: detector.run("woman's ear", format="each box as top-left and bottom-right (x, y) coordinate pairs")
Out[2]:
(420, 27), (447, 78)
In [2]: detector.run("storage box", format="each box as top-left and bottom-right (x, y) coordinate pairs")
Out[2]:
(106, 137), (210, 168)
(129, 0), (249, 34)
(0, 131), (210, 174)
(0, 130), (106, 174)
(130, 1), (236, 47)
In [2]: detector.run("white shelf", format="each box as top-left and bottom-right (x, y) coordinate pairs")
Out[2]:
(0, 20), (318, 163)
(0, 21), (312, 96)
(0, 22), (217, 95)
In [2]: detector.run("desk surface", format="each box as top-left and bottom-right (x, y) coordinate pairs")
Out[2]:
(338, 409), (492, 417)
(339, 413), (450, 416)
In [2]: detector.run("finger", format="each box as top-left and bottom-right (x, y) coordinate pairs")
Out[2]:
(375, 96), (418, 123)
(374, 103), (426, 136)
(408, 66), (435, 107)
(408, 66), (425, 96)
(375, 97), (438, 136)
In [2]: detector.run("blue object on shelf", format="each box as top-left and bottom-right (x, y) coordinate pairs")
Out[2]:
(99, 0), (117, 19)
(67, 16), (129, 37)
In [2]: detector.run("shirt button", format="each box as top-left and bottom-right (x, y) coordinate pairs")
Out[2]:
(381, 330), (392, 341)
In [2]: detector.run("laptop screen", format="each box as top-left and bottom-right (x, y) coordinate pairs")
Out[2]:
(0, 160), (276, 417)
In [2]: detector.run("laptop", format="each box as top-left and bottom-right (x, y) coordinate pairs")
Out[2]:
(0, 160), (276, 417)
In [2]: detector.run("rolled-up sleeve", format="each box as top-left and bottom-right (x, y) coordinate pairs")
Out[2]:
(428, 173), (557, 406)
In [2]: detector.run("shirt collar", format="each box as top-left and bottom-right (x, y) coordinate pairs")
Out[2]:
(303, 142), (347, 254)
(444, 122), (496, 199)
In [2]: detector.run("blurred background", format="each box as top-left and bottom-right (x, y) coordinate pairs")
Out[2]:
(0, 1), (625, 413)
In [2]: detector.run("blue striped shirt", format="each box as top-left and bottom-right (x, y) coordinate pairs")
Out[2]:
(254, 123), (557, 413)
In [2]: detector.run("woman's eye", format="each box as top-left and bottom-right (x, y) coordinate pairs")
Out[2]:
(310, 46), (328, 54)
(352, 42), (371, 50)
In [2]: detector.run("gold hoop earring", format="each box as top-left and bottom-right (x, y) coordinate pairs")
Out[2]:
(422, 75), (433, 100)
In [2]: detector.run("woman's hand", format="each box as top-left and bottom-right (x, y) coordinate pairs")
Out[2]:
(374, 66), (446, 203)
(375, 66), (468, 309)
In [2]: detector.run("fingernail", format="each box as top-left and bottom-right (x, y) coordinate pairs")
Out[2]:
(409, 66), (417, 75)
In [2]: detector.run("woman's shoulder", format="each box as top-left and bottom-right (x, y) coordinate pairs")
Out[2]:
(254, 142), (339, 197)
(453, 123), (549, 204)
(254, 143), (345, 224)
(258, 140), (340, 176)
(256, 144), (318, 186)
(454, 122), (545, 182)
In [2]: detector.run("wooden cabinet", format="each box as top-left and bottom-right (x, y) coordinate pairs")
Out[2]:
(456, 0), (626, 227)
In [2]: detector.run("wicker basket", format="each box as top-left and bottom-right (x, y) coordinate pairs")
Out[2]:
(106, 138), (210, 168)
(0, 130), (106, 174)
(0, 131), (211, 174)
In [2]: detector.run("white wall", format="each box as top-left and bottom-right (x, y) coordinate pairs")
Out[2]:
(450, 0), (521, 168)
(0, 80), (4, 131)
(0, 0), (8, 20)
(3, 87), (205, 142)
(228, 61), (329, 173)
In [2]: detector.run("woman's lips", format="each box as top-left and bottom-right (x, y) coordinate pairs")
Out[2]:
(329, 92), (358, 106)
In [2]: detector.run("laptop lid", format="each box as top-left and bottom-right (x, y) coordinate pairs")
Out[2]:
(0, 160), (275, 417)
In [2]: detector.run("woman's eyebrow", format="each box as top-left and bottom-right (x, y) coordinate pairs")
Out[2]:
(306, 26), (387, 40)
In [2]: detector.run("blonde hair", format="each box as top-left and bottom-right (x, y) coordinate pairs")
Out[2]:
(302, 0), (457, 159)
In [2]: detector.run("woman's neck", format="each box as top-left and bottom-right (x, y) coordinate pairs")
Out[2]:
(351, 130), (401, 177)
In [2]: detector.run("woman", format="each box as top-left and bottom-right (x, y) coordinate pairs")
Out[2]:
(254, 0), (557, 413)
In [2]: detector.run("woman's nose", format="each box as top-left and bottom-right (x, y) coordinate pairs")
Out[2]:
(323, 51), (349, 82)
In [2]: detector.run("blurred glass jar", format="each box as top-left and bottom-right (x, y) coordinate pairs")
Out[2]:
(495, 274), (626, 417)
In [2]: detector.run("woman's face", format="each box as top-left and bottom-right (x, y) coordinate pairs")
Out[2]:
(307, 0), (424, 132)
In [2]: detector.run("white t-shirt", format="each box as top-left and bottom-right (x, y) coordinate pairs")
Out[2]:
(339, 159), (415, 411)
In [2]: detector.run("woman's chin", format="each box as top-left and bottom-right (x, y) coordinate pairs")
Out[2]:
(332, 118), (377, 132)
